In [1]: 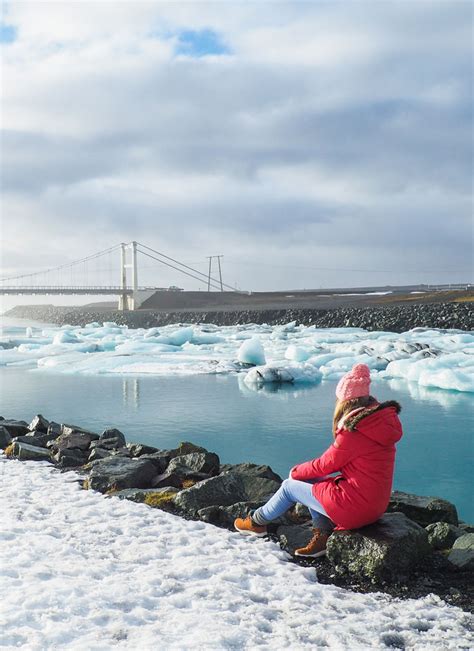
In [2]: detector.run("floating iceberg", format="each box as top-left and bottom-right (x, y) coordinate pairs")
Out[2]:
(0, 321), (472, 393)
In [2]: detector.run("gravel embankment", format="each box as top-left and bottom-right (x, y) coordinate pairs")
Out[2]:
(5, 302), (473, 332)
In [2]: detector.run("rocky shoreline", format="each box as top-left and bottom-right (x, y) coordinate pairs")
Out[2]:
(5, 301), (474, 332)
(2, 415), (473, 614)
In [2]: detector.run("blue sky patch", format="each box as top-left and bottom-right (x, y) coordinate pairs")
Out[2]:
(0, 22), (17, 44)
(175, 29), (230, 57)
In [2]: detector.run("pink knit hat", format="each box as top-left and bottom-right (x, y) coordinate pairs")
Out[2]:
(336, 363), (371, 401)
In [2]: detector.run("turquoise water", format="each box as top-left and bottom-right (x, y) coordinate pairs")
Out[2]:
(1, 366), (472, 521)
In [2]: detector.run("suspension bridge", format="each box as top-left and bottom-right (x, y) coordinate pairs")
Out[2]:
(0, 242), (242, 310)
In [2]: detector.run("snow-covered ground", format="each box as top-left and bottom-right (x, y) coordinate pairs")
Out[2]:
(1, 458), (472, 650)
(1, 321), (473, 392)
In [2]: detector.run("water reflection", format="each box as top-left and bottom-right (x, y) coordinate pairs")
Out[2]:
(237, 374), (318, 400)
(384, 377), (472, 410)
(122, 378), (140, 409)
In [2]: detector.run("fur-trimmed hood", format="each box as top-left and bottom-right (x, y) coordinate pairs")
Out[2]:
(344, 400), (402, 445)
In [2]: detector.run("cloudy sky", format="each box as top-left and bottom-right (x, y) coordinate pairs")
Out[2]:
(1, 0), (472, 305)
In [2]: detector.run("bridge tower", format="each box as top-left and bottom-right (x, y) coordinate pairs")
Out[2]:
(119, 241), (138, 311)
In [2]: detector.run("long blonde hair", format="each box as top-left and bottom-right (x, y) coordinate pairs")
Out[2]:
(332, 395), (373, 437)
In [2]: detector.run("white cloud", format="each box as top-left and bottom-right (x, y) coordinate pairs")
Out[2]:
(1, 0), (472, 295)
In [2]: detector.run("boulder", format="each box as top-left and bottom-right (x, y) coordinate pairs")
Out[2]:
(0, 426), (12, 449)
(238, 473), (281, 502)
(425, 522), (463, 550)
(113, 487), (180, 504)
(53, 448), (88, 468)
(1, 420), (30, 438)
(88, 447), (114, 463)
(52, 428), (100, 452)
(220, 462), (282, 483)
(47, 422), (62, 438)
(276, 523), (314, 554)
(7, 441), (51, 462)
(198, 501), (264, 528)
(448, 533), (474, 571)
(174, 472), (280, 517)
(326, 513), (431, 584)
(168, 452), (220, 476)
(60, 423), (98, 437)
(28, 414), (50, 433)
(151, 468), (209, 489)
(458, 522), (474, 534)
(86, 457), (157, 493)
(138, 452), (170, 473)
(11, 434), (53, 449)
(168, 441), (209, 459)
(127, 443), (159, 457)
(96, 428), (127, 449)
(175, 474), (243, 516)
(387, 490), (458, 526)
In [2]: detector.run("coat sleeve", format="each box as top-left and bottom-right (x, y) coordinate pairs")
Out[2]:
(290, 432), (358, 480)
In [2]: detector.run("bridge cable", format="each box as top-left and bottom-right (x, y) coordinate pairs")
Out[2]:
(137, 249), (226, 292)
(0, 244), (122, 283)
(137, 242), (241, 293)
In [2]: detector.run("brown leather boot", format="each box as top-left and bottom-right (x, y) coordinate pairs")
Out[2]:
(234, 515), (267, 537)
(294, 528), (329, 558)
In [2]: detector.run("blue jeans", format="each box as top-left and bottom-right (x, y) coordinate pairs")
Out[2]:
(252, 477), (334, 532)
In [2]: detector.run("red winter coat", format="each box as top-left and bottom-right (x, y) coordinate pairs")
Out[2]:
(291, 401), (402, 530)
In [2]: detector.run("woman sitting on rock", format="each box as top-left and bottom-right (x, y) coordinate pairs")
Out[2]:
(234, 363), (403, 557)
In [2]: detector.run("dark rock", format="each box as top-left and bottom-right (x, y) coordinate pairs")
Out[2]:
(47, 422), (62, 438)
(60, 423), (99, 438)
(127, 442), (159, 457)
(198, 501), (264, 528)
(86, 457), (157, 493)
(448, 534), (474, 570)
(52, 428), (100, 452)
(1, 420), (30, 438)
(425, 522), (463, 550)
(387, 490), (458, 526)
(277, 523), (314, 554)
(294, 502), (311, 521)
(0, 426), (12, 449)
(53, 448), (88, 468)
(238, 473), (281, 502)
(113, 487), (180, 504)
(138, 452), (170, 473)
(168, 451), (220, 476)
(11, 434), (53, 448)
(97, 428), (127, 449)
(326, 513), (431, 584)
(220, 462), (282, 483)
(458, 521), (474, 534)
(175, 474), (243, 515)
(28, 414), (50, 433)
(174, 472), (280, 516)
(8, 441), (51, 462)
(88, 447), (114, 462)
(168, 441), (209, 459)
(151, 468), (209, 489)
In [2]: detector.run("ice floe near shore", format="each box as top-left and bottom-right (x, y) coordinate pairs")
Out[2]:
(1, 457), (472, 650)
(0, 321), (473, 392)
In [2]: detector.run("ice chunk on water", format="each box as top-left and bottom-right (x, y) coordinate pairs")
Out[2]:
(53, 331), (80, 345)
(285, 345), (311, 362)
(245, 363), (322, 385)
(237, 337), (266, 366)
